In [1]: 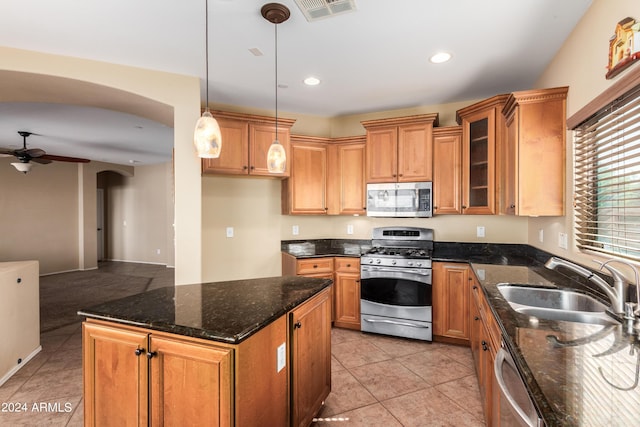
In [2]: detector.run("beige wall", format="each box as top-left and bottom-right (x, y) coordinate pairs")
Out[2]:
(530, 0), (639, 270)
(103, 163), (174, 266)
(0, 46), (201, 284)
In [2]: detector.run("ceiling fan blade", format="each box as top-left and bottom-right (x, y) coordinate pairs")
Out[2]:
(40, 154), (90, 163)
(0, 148), (15, 155)
(31, 157), (52, 165)
(25, 148), (46, 158)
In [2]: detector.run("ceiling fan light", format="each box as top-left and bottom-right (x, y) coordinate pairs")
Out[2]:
(267, 140), (286, 173)
(194, 110), (222, 158)
(11, 162), (33, 174)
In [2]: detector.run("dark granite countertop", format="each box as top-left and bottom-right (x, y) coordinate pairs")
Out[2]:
(281, 239), (371, 258)
(78, 276), (332, 344)
(470, 261), (640, 427)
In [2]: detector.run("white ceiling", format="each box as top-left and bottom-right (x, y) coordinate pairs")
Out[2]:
(0, 0), (592, 165)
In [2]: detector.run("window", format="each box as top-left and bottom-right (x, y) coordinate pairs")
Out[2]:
(574, 84), (640, 260)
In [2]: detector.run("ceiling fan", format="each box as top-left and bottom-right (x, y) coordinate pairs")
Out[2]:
(0, 131), (90, 174)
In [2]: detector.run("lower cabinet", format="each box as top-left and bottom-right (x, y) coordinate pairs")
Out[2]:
(333, 258), (361, 330)
(469, 274), (502, 427)
(282, 254), (361, 329)
(290, 288), (332, 427)
(432, 262), (470, 343)
(83, 288), (331, 427)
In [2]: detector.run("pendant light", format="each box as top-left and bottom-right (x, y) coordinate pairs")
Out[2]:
(194, 0), (222, 158)
(262, 3), (290, 173)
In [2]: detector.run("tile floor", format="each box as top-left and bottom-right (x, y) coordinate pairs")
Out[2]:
(0, 262), (485, 426)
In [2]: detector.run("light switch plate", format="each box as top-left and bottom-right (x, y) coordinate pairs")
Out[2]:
(558, 232), (568, 249)
(277, 343), (286, 372)
(347, 224), (354, 235)
(477, 226), (485, 238)
(539, 229), (544, 243)
(292, 225), (299, 235)
(226, 227), (234, 238)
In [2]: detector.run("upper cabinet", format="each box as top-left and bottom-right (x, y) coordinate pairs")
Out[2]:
(282, 135), (366, 215)
(432, 126), (462, 215)
(361, 114), (439, 183)
(501, 87), (568, 216)
(201, 110), (295, 178)
(456, 95), (509, 215)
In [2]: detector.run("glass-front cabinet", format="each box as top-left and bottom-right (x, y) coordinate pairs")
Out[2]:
(457, 95), (508, 215)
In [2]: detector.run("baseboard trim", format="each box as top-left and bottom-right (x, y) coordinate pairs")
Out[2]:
(103, 259), (170, 267)
(0, 345), (42, 387)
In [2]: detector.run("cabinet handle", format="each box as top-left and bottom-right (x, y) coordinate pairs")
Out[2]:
(250, 165), (255, 170)
(16, 277), (22, 284)
(313, 265), (318, 268)
(134, 348), (145, 357)
(346, 264), (351, 267)
(481, 340), (488, 351)
(462, 205), (467, 209)
(474, 316), (480, 321)
(472, 285), (478, 290)
(243, 165), (248, 170)
(510, 204), (516, 209)
(294, 321), (302, 329)
(146, 351), (158, 359)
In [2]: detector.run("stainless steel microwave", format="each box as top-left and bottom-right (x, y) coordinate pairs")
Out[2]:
(366, 182), (432, 217)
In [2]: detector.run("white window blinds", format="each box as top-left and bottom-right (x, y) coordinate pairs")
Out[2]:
(574, 84), (640, 260)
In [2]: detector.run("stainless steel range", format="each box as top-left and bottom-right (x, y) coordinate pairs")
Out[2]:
(360, 226), (434, 341)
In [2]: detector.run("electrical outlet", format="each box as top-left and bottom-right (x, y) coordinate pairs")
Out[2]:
(558, 232), (568, 249)
(156, 249), (161, 255)
(226, 227), (234, 238)
(292, 225), (299, 236)
(477, 226), (485, 238)
(476, 269), (486, 281)
(538, 229), (544, 243)
(347, 224), (354, 235)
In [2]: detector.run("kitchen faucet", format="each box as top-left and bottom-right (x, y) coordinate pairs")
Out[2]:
(544, 257), (625, 314)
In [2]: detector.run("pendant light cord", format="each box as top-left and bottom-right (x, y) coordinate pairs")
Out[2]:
(205, 0), (210, 110)
(274, 22), (279, 143)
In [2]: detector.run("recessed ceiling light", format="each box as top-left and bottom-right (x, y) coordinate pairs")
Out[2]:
(304, 76), (321, 86)
(429, 52), (452, 64)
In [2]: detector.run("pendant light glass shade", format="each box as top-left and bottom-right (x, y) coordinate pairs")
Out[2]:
(267, 139), (286, 173)
(194, 0), (222, 159)
(11, 162), (33, 174)
(263, 3), (290, 174)
(194, 110), (222, 158)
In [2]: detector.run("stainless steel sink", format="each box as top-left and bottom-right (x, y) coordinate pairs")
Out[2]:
(497, 284), (618, 325)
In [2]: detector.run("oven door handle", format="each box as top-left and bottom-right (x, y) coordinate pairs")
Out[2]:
(362, 318), (430, 329)
(361, 267), (431, 276)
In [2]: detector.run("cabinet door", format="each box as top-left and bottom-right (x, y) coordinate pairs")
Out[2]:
(149, 335), (233, 427)
(249, 122), (291, 177)
(462, 108), (497, 214)
(336, 142), (366, 215)
(202, 117), (249, 175)
(397, 123), (433, 182)
(287, 142), (328, 214)
(433, 128), (462, 214)
(433, 263), (470, 340)
(296, 258), (334, 276)
(291, 288), (331, 427)
(334, 258), (361, 330)
(366, 127), (398, 183)
(83, 322), (149, 427)
(502, 110), (518, 215)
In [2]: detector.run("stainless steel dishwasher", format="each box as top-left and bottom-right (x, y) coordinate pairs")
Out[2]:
(494, 347), (544, 427)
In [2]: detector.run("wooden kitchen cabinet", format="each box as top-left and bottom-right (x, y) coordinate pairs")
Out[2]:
(432, 126), (463, 214)
(432, 262), (470, 343)
(202, 110), (295, 178)
(469, 273), (501, 426)
(282, 136), (328, 214)
(361, 114), (439, 183)
(456, 95), (508, 215)
(501, 87), (568, 216)
(290, 287), (332, 427)
(83, 321), (234, 427)
(327, 137), (366, 215)
(333, 258), (361, 330)
(283, 135), (366, 216)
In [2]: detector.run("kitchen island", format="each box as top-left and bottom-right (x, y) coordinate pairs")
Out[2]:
(78, 276), (332, 427)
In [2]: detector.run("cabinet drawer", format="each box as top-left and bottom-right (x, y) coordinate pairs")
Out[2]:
(296, 258), (334, 275)
(475, 286), (502, 350)
(334, 258), (360, 273)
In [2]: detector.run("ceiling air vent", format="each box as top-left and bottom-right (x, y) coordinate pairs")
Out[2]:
(293, 0), (356, 22)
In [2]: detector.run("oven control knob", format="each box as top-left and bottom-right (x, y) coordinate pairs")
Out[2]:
(416, 262), (422, 267)
(391, 260), (397, 265)
(368, 259), (374, 264)
(376, 259), (381, 264)
(407, 261), (413, 266)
